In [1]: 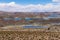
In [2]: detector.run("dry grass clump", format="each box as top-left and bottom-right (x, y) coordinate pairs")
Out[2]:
(0, 31), (60, 40)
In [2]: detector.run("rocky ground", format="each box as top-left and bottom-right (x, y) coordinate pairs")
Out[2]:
(0, 31), (60, 40)
(0, 25), (60, 40)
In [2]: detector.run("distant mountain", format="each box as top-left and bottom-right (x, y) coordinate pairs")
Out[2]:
(0, 11), (60, 17)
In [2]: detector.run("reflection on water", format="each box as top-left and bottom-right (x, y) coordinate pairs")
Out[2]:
(3, 18), (22, 21)
(23, 25), (48, 28)
(14, 18), (21, 21)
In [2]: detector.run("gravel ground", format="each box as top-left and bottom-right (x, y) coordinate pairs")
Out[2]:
(0, 31), (60, 40)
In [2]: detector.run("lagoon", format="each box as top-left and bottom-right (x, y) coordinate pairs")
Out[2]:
(23, 25), (48, 29)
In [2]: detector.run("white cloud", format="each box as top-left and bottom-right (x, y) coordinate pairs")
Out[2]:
(0, 2), (60, 12)
(52, 0), (60, 2)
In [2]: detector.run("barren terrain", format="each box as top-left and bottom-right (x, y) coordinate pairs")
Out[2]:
(0, 31), (60, 40)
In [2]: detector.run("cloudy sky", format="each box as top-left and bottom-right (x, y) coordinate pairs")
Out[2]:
(0, 0), (60, 12)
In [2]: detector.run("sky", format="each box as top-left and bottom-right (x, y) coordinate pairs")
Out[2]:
(0, 0), (52, 5)
(0, 0), (60, 12)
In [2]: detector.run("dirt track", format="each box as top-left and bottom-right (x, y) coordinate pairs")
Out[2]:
(0, 31), (60, 40)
